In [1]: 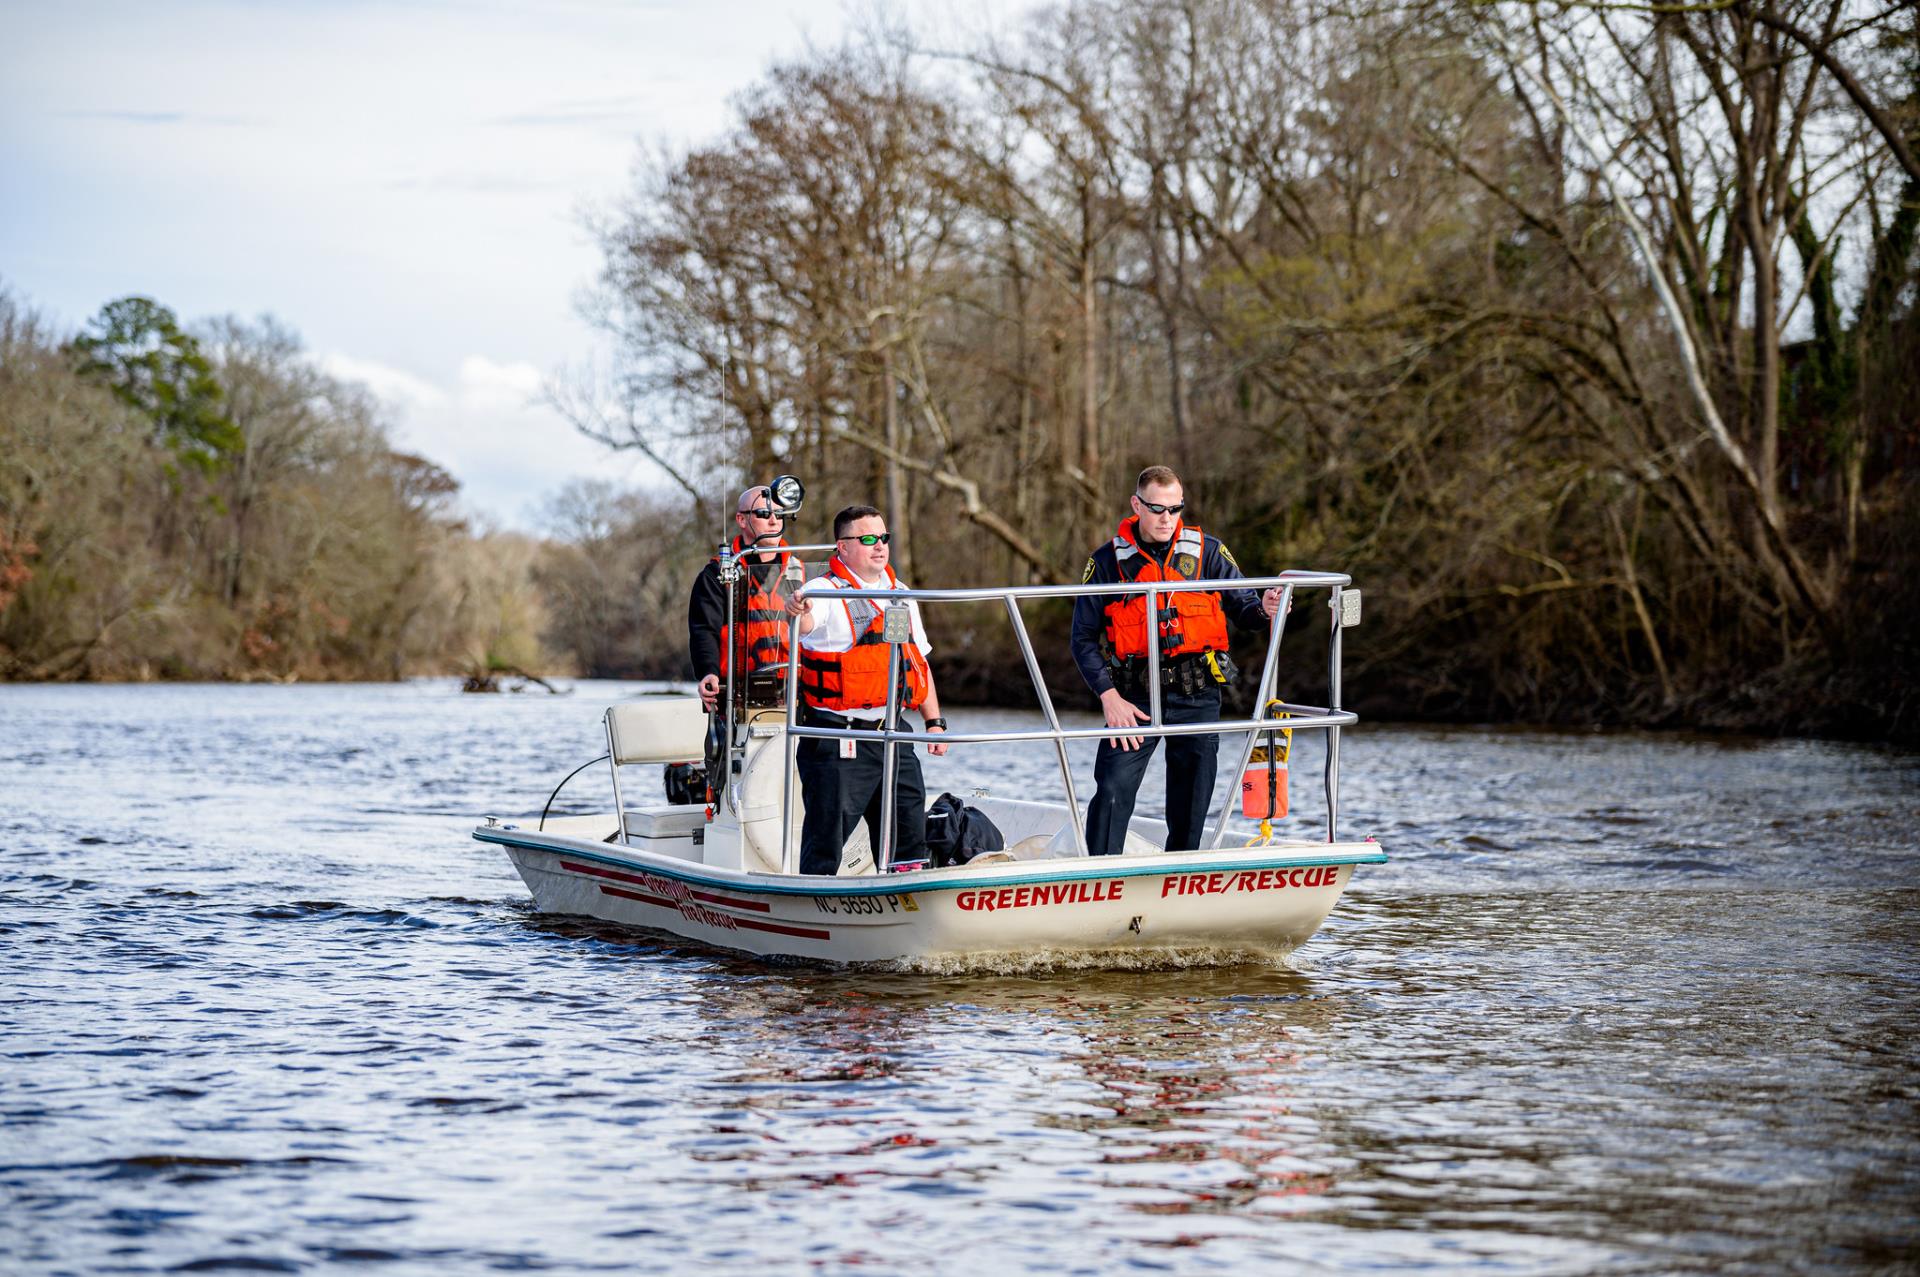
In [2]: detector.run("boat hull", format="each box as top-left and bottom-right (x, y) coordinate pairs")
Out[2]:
(478, 824), (1385, 966)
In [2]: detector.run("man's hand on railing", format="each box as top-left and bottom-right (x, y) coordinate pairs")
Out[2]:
(782, 587), (816, 634)
(1260, 587), (1292, 619)
(1100, 688), (1151, 751)
(698, 673), (720, 711)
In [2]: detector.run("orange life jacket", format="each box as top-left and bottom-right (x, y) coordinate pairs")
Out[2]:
(714, 535), (792, 680)
(1103, 516), (1231, 659)
(799, 557), (932, 713)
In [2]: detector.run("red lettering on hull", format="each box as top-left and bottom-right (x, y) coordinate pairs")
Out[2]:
(556, 860), (828, 939)
(955, 880), (1126, 912)
(558, 860), (771, 912)
(598, 885), (831, 940)
(1158, 865), (1343, 897)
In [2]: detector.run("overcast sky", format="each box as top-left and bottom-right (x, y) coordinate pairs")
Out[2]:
(0, 0), (991, 531)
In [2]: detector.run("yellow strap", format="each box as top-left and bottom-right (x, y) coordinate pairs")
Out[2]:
(1264, 698), (1293, 764)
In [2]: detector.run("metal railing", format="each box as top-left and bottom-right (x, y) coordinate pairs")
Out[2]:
(773, 570), (1361, 875)
(716, 539), (837, 718)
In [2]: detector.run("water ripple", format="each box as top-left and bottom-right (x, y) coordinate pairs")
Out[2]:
(0, 682), (1915, 1274)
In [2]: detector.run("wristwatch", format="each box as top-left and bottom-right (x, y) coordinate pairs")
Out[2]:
(923, 717), (948, 730)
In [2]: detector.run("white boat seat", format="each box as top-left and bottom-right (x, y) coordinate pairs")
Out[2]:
(605, 698), (707, 765)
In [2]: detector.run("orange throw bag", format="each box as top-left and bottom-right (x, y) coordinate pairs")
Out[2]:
(1239, 704), (1292, 819)
(1239, 752), (1289, 818)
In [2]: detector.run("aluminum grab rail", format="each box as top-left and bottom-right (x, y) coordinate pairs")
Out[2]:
(791, 708), (1355, 746)
(788, 570), (1350, 604)
(776, 570), (1354, 874)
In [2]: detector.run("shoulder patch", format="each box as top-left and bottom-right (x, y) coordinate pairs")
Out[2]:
(1081, 557), (1097, 584)
(1218, 544), (1241, 571)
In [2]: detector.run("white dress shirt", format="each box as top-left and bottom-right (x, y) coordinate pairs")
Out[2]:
(797, 566), (933, 722)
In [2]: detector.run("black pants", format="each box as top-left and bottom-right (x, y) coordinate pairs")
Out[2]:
(795, 711), (928, 875)
(1086, 687), (1221, 855)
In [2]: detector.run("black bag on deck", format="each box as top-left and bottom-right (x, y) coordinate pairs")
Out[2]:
(924, 793), (1006, 868)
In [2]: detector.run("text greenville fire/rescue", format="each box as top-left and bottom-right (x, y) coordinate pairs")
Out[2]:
(948, 866), (1340, 913)
(1161, 866), (1342, 895)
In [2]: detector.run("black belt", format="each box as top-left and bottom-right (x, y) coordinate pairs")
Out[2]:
(802, 707), (907, 730)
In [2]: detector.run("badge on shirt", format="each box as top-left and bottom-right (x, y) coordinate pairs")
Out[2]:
(1082, 557), (1096, 583)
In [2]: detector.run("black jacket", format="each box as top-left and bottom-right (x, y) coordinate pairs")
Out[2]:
(686, 552), (790, 682)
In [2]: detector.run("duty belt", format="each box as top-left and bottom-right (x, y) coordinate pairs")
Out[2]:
(1108, 651), (1236, 696)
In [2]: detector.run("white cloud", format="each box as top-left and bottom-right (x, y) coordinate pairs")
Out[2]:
(319, 349), (647, 531)
(317, 352), (446, 411)
(456, 355), (544, 409)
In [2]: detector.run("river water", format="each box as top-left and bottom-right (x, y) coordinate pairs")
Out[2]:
(2, 680), (1916, 1275)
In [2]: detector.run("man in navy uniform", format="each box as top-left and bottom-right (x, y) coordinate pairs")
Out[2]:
(1072, 466), (1284, 854)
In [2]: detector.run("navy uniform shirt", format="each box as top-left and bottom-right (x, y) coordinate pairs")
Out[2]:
(1071, 531), (1267, 698)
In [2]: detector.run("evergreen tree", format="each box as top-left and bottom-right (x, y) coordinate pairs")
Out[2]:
(73, 295), (241, 476)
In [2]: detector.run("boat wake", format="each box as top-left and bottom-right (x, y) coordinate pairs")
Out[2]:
(873, 942), (1304, 976)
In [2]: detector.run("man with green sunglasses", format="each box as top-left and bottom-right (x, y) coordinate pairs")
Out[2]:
(782, 505), (949, 874)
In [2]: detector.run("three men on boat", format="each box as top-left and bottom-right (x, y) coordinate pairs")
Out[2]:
(698, 464), (1281, 871)
(783, 506), (949, 875)
(1074, 466), (1286, 855)
(688, 484), (795, 712)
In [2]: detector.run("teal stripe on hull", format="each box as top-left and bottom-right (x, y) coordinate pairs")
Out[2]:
(475, 827), (1387, 898)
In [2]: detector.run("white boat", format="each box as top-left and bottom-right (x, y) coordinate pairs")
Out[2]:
(475, 543), (1383, 968)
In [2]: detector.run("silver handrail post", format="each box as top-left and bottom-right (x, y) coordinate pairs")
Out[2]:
(1004, 595), (1087, 855)
(877, 636), (904, 872)
(718, 543), (740, 815)
(1327, 585), (1343, 843)
(779, 604), (804, 875)
(604, 711), (626, 844)
(1145, 584), (1162, 727)
(1207, 583), (1293, 849)
(719, 543), (737, 725)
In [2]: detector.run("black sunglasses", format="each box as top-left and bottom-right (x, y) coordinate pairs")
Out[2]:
(743, 507), (776, 519)
(839, 532), (891, 546)
(1135, 496), (1186, 516)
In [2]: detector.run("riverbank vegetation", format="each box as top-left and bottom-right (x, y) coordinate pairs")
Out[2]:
(571, 0), (1918, 739)
(4, 0), (1915, 741)
(0, 293), (549, 683)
